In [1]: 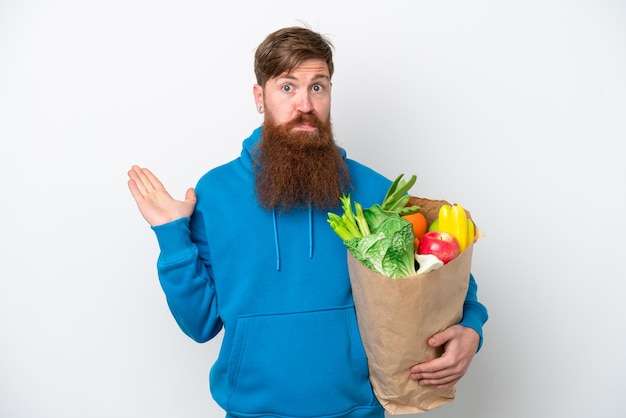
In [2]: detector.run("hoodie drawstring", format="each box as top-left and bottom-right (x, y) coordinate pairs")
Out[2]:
(308, 204), (314, 259)
(272, 208), (280, 271)
(271, 205), (315, 272)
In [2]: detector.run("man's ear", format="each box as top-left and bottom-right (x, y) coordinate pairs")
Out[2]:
(253, 84), (263, 112)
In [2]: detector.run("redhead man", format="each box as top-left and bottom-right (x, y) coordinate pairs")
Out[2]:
(128, 26), (488, 418)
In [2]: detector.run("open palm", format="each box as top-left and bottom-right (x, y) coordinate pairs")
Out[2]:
(127, 165), (197, 226)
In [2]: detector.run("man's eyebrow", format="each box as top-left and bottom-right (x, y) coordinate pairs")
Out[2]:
(277, 73), (330, 82)
(311, 74), (331, 82)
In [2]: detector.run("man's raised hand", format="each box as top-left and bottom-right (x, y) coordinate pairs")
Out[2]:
(127, 165), (197, 226)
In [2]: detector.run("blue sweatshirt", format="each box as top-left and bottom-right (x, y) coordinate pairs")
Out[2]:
(151, 127), (488, 418)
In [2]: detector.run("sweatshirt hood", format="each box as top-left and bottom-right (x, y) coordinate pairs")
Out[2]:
(240, 126), (347, 271)
(239, 126), (262, 173)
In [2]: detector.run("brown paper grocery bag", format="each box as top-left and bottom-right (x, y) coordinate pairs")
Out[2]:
(347, 196), (479, 414)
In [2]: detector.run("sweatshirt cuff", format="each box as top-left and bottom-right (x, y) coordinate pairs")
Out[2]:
(150, 217), (195, 263)
(459, 301), (489, 352)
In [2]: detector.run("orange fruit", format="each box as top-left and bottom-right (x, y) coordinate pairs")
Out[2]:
(401, 212), (428, 247)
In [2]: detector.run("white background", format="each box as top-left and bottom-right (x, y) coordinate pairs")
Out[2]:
(1, 1), (624, 417)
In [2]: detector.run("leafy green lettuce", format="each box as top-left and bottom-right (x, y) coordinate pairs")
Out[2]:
(344, 215), (416, 278)
(327, 174), (421, 279)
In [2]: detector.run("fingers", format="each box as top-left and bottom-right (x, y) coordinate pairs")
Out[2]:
(410, 326), (477, 388)
(126, 165), (196, 226)
(417, 374), (461, 389)
(127, 165), (148, 196)
(127, 178), (143, 202)
(410, 356), (448, 377)
(409, 358), (462, 388)
(141, 166), (166, 191)
(127, 165), (164, 196)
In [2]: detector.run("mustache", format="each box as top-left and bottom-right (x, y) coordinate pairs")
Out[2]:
(284, 113), (324, 130)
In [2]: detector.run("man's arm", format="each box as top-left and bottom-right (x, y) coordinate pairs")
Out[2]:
(128, 165), (223, 342)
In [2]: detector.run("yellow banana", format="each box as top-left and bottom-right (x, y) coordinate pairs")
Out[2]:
(451, 204), (469, 252)
(438, 204), (452, 235)
(467, 218), (475, 248)
(437, 203), (473, 252)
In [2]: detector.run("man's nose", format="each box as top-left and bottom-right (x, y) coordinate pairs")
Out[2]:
(295, 92), (314, 113)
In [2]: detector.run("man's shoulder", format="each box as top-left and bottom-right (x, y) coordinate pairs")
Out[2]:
(194, 157), (244, 188)
(195, 127), (260, 186)
(346, 159), (388, 182)
(346, 159), (392, 203)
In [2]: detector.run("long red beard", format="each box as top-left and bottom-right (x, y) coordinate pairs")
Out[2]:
(253, 113), (352, 212)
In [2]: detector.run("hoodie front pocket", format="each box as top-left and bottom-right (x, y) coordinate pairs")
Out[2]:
(226, 306), (375, 417)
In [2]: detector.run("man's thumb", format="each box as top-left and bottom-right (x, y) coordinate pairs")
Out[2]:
(185, 187), (198, 206)
(428, 335), (441, 347)
(185, 187), (197, 203)
(428, 329), (450, 347)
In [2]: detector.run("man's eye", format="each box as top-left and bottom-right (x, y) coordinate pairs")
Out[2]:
(312, 85), (322, 92)
(282, 85), (292, 92)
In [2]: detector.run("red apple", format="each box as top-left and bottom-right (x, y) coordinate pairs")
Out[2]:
(417, 231), (460, 264)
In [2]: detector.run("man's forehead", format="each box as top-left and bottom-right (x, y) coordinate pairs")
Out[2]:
(275, 60), (330, 80)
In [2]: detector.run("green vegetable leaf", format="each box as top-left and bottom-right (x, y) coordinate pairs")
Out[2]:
(345, 215), (416, 278)
(345, 233), (385, 273)
(362, 204), (388, 233)
(327, 173), (421, 279)
(327, 212), (357, 241)
(381, 174), (416, 211)
(378, 216), (417, 278)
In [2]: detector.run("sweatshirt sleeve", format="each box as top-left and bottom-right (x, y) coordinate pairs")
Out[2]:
(459, 273), (489, 351)
(151, 217), (222, 343)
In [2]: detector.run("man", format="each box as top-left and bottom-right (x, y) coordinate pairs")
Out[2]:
(128, 26), (488, 418)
